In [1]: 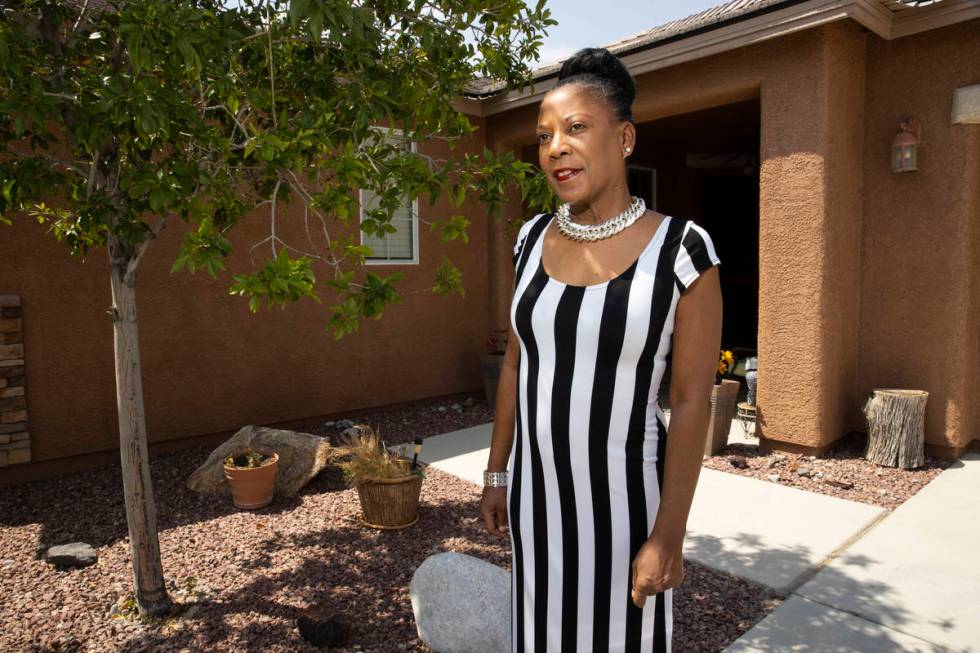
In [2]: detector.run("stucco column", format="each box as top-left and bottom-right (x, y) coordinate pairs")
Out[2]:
(756, 23), (866, 454)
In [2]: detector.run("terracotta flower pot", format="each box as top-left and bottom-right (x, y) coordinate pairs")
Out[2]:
(223, 451), (279, 510)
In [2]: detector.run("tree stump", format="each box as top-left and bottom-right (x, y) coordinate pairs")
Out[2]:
(862, 389), (928, 469)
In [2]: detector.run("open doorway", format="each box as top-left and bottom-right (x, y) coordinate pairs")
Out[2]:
(630, 98), (761, 401)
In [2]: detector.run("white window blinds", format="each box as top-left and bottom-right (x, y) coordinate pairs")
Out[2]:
(359, 128), (418, 264)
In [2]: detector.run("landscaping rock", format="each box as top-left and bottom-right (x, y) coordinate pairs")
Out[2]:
(728, 455), (749, 469)
(45, 542), (97, 568)
(823, 478), (854, 490)
(297, 611), (350, 648)
(186, 425), (332, 497)
(767, 455), (786, 469)
(766, 474), (781, 483)
(410, 552), (510, 653)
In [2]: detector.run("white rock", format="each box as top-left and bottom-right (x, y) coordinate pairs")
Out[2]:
(410, 552), (510, 653)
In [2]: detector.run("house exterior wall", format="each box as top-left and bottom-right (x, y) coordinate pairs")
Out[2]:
(858, 17), (980, 459)
(0, 117), (491, 484)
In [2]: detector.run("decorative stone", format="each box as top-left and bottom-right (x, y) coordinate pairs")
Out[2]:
(1, 410), (27, 423)
(186, 425), (332, 497)
(0, 422), (27, 434)
(8, 448), (30, 464)
(0, 386), (24, 397)
(728, 454), (749, 469)
(0, 295), (20, 307)
(0, 319), (20, 333)
(797, 467), (813, 478)
(0, 344), (23, 360)
(45, 542), (98, 568)
(296, 611), (350, 648)
(823, 478), (854, 490)
(0, 366), (24, 381)
(0, 395), (26, 411)
(410, 552), (510, 653)
(767, 474), (781, 482)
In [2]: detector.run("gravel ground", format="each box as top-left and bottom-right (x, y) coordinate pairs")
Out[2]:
(0, 393), (782, 652)
(701, 430), (953, 511)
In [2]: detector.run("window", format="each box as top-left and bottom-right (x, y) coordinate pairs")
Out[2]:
(627, 165), (657, 211)
(359, 126), (419, 264)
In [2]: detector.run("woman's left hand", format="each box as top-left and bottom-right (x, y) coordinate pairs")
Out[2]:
(630, 532), (685, 608)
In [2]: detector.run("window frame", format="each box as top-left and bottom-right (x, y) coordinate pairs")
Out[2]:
(358, 125), (420, 266)
(626, 164), (657, 211)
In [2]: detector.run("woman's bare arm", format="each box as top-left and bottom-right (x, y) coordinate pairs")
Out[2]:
(651, 265), (723, 546)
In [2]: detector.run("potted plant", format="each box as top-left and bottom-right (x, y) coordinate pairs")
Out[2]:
(706, 349), (740, 456)
(480, 329), (508, 408)
(336, 426), (424, 529)
(223, 447), (279, 510)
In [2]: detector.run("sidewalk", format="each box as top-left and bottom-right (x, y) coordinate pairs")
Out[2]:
(418, 417), (980, 652)
(727, 452), (980, 653)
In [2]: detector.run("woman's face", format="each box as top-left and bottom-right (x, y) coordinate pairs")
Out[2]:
(536, 84), (633, 210)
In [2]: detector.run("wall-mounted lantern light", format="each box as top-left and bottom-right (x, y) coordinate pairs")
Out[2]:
(891, 118), (921, 173)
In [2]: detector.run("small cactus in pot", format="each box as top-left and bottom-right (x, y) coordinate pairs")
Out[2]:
(223, 447), (279, 510)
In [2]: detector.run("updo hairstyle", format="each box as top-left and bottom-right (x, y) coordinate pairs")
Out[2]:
(554, 47), (636, 125)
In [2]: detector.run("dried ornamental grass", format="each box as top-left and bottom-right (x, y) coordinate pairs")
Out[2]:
(335, 427), (423, 488)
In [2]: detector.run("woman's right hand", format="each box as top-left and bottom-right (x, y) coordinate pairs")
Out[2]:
(480, 486), (509, 538)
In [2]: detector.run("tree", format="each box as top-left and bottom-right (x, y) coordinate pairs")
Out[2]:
(0, 0), (556, 616)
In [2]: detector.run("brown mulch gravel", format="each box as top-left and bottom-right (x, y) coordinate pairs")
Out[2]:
(701, 430), (953, 511)
(0, 392), (781, 652)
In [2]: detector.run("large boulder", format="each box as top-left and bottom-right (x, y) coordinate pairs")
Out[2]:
(410, 552), (510, 653)
(186, 425), (332, 498)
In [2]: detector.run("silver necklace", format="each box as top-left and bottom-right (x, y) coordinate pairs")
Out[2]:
(554, 196), (646, 242)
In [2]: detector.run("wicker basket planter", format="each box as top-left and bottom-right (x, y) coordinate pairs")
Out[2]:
(356, 474), (423, 529)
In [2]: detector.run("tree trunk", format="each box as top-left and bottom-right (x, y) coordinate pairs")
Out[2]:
(108, 240), (172, 617)
(862, 389), (928, 469)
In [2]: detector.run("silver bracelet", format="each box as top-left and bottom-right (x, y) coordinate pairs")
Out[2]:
(484, 470), (509, 487)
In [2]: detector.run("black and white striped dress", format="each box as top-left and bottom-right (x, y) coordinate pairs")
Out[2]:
(506, 212), (721, 653)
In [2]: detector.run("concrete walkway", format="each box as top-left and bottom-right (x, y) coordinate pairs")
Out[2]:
(418, 415), (980, 652)
(728, 452), (980, 653)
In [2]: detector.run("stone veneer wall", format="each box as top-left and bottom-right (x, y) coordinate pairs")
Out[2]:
(0, 295), (29, 466)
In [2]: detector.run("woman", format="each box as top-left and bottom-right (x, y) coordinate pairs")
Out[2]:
(479, 47), (723, 653)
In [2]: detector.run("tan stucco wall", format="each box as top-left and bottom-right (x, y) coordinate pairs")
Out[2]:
(858, 18), (980, 457)
(0, 118), (491, 481)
